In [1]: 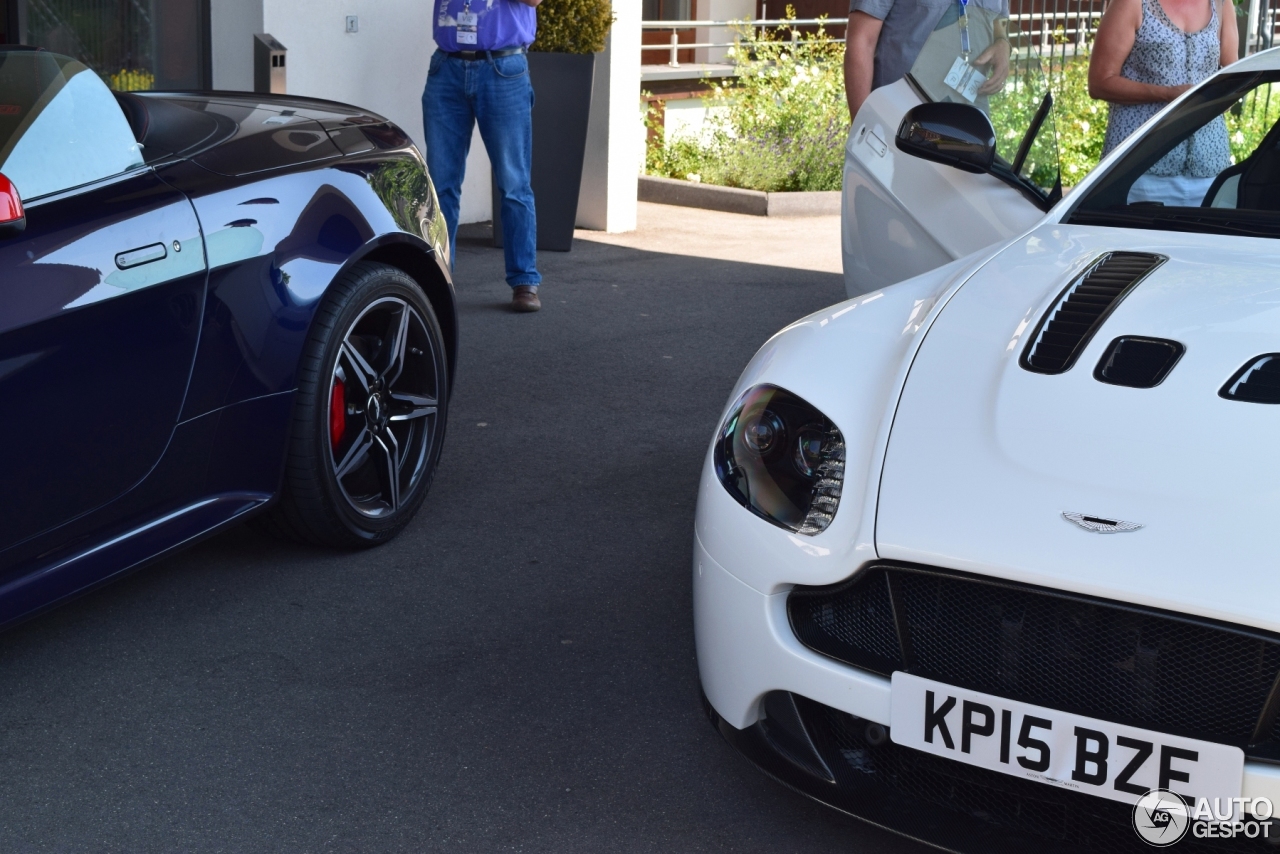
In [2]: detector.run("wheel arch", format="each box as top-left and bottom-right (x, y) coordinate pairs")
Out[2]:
(696, 247), (1003, 594)
(340, 233), (458, 393)
(260, 252), (451, 548)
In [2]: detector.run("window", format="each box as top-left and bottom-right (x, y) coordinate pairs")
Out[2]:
(1069, 72), (1280, 238)
(908, 1), (1061, 205)
(0, 50), (144, 200)
(21, 0), (209, 91)
(643, 0), (692, 21)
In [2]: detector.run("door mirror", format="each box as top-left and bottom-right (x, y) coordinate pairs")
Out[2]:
(895, 103), (996, 175)
(0, 174), (25, 237)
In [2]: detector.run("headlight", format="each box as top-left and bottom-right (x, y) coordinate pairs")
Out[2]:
(713, 384), (845, 535)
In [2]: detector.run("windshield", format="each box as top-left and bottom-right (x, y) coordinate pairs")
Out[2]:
(0, 49), (144, 201)
(909, 0), (1008, 112)
(1068, 71), (1280, 237)
(907, 1), (1061, 204)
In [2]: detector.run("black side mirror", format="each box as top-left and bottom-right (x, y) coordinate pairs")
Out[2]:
(895, 102), (996, 175)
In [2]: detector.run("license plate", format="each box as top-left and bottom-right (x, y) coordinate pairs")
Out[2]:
(890, 672), (1244, 805)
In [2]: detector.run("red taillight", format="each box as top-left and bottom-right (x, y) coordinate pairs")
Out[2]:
(330, 378), (346, 450)
(0, 173), (23, 224)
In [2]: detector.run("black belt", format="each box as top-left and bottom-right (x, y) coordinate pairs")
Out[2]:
(443, 47), (525, 61)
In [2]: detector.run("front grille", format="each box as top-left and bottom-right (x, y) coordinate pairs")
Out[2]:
(1021, 252), (1166, 374)
(783, 694), (1274, 853)
(788, 564), (1280, 753)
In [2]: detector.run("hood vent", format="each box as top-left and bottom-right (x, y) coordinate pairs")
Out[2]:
(1021, 252), (1167, 374)
(1094, 336), (1185, 388)
(1221, 355), (1280, 403)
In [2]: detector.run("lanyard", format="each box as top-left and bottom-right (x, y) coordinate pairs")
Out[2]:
(957, 0), (971, 60)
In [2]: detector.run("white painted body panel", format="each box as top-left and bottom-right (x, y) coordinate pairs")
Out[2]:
(693, 534), (892, 731)
(841, 78), (1043, 298)
(877, 222), (1280, 634)
(694, 250), (1001, 595)
(700, 50), (1280, 815)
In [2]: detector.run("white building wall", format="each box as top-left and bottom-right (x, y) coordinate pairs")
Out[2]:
(215, 0), (642, 229)
(210, 0), (262, 91)
(697, 0), (754, 63)
(259, 0), (492, 223)
(662, 99), (729, 144)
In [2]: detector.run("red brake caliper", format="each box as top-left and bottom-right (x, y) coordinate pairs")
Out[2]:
(330, 377), (346, 451)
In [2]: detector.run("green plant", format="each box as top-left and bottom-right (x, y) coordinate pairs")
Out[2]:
(109, 68), (154, 92)
(1227, 82), (1280, 161)
(643, 102), (718, 180)
(645, 9), (849, 192)
(530, 0), (615, 54)
(649, 25), (1280, 196)
(987, 56), (1108, 189)
(995, 58), (1280, 189)
(1051, 58), (1110, 183)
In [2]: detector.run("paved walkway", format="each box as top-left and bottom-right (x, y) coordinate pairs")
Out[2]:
(578, 201), (843, 275)
(0, 203), (924, 852)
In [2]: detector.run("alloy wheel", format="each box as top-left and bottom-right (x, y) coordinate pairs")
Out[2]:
(327, 296), (442, 519)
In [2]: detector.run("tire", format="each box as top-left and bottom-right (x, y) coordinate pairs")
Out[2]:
(261, 262), (449, 548)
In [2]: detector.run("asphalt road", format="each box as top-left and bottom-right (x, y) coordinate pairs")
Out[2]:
(0, 205), (930, 853)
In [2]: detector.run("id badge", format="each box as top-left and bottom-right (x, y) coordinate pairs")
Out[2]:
(943, 56), (986, 103)
(458, 10), (478, 45)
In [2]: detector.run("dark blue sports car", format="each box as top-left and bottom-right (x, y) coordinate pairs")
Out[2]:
(0, 47), (455, 627)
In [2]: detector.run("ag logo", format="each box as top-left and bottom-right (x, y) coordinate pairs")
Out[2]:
(1133, 789), (1190, 846)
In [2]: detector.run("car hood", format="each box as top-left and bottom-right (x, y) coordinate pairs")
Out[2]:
(876, 222), (1280, 632)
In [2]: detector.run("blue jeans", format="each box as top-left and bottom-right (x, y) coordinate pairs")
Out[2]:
(423, 50), (540, 288)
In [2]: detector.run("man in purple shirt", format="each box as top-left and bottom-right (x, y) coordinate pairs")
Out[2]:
(424, 0), (544, 312)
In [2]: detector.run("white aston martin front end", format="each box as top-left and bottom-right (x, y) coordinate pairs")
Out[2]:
(697, 51), (1280, 852)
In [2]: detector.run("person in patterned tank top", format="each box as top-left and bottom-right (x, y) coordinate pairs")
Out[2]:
(1089, 0), (1237, 205)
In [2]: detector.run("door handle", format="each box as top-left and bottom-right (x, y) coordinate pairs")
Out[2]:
(115, 242), (167, 270)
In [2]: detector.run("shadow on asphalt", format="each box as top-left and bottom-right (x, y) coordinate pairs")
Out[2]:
(0, 229), (930, 853)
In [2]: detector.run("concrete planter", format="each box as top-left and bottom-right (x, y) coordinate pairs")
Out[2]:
(638, 175), (840, 217)
(493, 51), (596, 252)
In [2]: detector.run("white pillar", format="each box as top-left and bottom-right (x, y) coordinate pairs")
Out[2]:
(576, 0), (641, 233)
(705, 0), (754, 62)
(1247, 0), (1261, 54)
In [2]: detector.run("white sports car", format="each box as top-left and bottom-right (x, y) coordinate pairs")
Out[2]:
(694, 49), (1280, 852)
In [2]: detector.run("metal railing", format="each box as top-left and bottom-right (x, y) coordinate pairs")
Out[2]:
(641, 18), (846, 68)
(1003, 1), (1278, 81)
(644, 6), (1280, 72)
(1004, 0), (1104, 83)
(1245, 3), (1280, 53)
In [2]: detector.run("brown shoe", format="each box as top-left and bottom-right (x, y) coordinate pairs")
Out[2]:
(511, 285), (541, 313)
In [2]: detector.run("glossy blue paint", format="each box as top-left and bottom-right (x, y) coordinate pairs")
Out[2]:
(0, 79), (456, 629)
(0, 169), (206, 553)
(0, 493), (270, 628)
(163, 165), (389, 418)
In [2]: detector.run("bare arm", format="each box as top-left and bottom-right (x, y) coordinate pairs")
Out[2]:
(845, 11), (884, 120)
(1089, 0), (1189, 103)
(1220, 0), (1239, 65)
(516, 0), (542, 6)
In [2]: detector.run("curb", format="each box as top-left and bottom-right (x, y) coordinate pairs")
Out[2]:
(637, 174), (840, 217)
